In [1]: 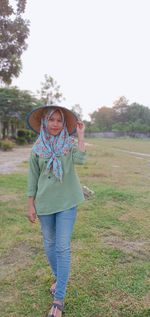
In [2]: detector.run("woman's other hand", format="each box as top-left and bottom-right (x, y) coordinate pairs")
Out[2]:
(28, 206), (37, 223)
(28, 197), (37, 223)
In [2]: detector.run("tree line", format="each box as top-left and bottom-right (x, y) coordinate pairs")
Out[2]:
(1, 86), (150, 139)
(86, 96), (150, 134)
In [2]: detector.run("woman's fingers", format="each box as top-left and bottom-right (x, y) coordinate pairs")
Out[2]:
(77, 121), (85, 130)
(28, 209), (36, 223)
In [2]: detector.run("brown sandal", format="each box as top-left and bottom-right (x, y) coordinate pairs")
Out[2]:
(47, 302), (64, 317)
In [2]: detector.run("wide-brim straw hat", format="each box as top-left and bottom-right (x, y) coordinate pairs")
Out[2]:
(27, 105), (78, 135)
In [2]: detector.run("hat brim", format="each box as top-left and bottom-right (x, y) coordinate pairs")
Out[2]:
(26, 105), (78, 135)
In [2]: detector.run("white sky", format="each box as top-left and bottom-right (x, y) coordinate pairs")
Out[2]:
(12, 0), (150, 120)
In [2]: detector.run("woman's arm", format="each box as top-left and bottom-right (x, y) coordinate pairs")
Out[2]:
(76, 121), (86, 152)
(28, 196), (36, 223)
(72, 121), (86, 165)
(28, 152), (40, 223)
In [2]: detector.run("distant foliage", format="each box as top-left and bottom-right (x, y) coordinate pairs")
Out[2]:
(17, 129), (37, 144)
(38, 74), (64, 105)
(71, 104), (83, 120)
(0, 74), (65, 139)
(0, 0), (30, 84)
(86, 96), (150, 133)
(0, 87), (40, 138)
(0, 138), (15, 151)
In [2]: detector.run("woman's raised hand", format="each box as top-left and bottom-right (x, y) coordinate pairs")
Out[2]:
(76, 121), (86, 152)
(76, 121), (85, 140)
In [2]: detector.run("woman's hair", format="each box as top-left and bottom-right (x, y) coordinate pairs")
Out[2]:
(44, 108), (65, 126)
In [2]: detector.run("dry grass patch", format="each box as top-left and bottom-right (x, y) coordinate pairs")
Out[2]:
(0, 241), (39, 279)
(142, 291), (150, 308)
(103, 236), (150, 261)
(107, 288), (139, 309)
(0, 193), (19, 202)
(119, 210), (149, 222)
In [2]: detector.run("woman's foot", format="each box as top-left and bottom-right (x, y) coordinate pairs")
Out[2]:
(50, 282), (56, 296)
(48, 301), (64, 317)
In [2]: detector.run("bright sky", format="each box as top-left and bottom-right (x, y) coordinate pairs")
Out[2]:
(12, 0), (150, 120)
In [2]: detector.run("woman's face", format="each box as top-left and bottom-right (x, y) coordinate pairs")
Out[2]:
(47, 110), (64, 135)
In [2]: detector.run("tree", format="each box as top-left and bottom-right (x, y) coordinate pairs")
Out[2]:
(128, 103), (150, 124)
(0, 87), (39, 138)
(113, 96), (129, 123)
(71, 104), (83, 120)
(83, 120), (99, 133)
(38, 74), (64, 105)
(0, 0), (30, 84)
(90, 106), (114, 131)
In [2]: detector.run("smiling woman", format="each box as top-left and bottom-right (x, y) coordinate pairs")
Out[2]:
(47, 109), (64, 136)
(27, 104), (86, 317)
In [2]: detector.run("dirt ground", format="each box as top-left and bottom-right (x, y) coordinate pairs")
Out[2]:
(1, 143), (149, 175)
(0, 143), (92, 174)
(0, 145), (32, 174)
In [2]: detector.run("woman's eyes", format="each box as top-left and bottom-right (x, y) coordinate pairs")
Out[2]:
(49, 118), (62, 123)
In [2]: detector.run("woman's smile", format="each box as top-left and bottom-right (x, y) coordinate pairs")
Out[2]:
(47, 110), (64, 135)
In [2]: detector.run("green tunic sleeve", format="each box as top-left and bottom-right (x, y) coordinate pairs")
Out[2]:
(28, 152), (40, 197)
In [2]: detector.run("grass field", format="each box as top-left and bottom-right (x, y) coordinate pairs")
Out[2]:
(0, 138), (150, 317)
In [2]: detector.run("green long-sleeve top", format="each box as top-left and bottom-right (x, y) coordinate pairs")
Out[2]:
(28, 147), (86, 215)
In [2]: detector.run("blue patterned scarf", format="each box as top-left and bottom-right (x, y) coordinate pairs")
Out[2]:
(32, 108), (75, 182)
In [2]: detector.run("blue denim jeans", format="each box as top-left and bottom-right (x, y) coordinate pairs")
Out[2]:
(38, 206), (77, 302)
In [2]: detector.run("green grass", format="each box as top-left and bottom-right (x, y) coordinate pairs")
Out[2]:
(0, 138), (150, 316)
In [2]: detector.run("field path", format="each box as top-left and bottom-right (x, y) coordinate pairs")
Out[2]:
(117, 148), (150, 158)
(0, 145), (32, 174)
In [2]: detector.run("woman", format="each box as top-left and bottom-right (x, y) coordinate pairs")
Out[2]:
(27, 105), (86, 317)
